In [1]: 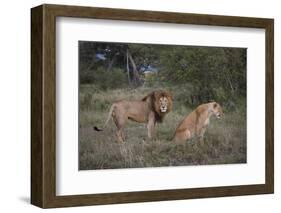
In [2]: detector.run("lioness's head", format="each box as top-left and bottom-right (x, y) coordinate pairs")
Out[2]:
(211, 102), (223, 119)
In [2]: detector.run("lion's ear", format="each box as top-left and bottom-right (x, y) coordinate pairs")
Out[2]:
(168, 91), (174, 101)
(163, 91), (173, 101)
(213, 102), (217, 108)
(152, 91), (159, 100)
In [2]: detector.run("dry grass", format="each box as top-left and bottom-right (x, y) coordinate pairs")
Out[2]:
(79, 85), (246, 170)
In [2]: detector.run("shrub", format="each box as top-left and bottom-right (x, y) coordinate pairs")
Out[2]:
(80, 67), (128, 90)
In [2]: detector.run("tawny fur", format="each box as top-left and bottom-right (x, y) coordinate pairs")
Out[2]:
(94, 90), (173, 143)
(173, 102), (223, 143)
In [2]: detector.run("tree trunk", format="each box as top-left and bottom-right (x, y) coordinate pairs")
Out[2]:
(107, 54), (116, 72)
(224, 70), (235, 93)
(126, 50), (131, 86)
(85, 54), (96, 73)
(127, 50), (140, 86)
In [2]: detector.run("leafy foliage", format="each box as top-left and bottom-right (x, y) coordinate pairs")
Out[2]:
(79, 41), (246, 108)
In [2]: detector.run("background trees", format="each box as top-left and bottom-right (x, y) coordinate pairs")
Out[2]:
(79, 41), (246, 108)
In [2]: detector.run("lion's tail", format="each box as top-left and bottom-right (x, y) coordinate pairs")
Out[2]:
(93, 104), (116, 131)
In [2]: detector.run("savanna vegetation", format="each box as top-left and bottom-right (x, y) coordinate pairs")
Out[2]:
(79, 41), (247, 170)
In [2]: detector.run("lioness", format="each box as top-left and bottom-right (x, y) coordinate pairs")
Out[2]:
(94, 90), (173, 143)
(173, 102), (223, 143)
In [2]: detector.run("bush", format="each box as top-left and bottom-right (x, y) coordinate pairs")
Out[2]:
(80, 67), (128, 90)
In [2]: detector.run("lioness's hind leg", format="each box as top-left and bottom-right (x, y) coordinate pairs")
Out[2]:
(173, 129), (191, 144)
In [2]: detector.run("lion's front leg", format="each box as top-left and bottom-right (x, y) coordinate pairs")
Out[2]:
(116, 128), (125, 143)
(147, 113), (156, 139)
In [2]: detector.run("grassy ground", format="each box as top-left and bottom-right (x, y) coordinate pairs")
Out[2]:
(79, 85), (246, 170)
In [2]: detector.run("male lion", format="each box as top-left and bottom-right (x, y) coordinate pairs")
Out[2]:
(173, 102), (223, 143)
(94, 90), (173, 143)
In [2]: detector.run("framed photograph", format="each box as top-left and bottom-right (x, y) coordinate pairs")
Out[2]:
(31, 4), (274, 208)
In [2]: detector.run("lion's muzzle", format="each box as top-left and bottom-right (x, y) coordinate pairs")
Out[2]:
(160, 106), (167, 112)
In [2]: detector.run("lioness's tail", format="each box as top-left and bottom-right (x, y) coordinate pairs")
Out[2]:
(93, 104), (115, 131)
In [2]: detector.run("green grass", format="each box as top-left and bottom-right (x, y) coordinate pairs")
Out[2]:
(79, 84), (246, 170)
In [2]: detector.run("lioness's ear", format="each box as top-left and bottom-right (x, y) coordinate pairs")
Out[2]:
(213, 103), (217, 108)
